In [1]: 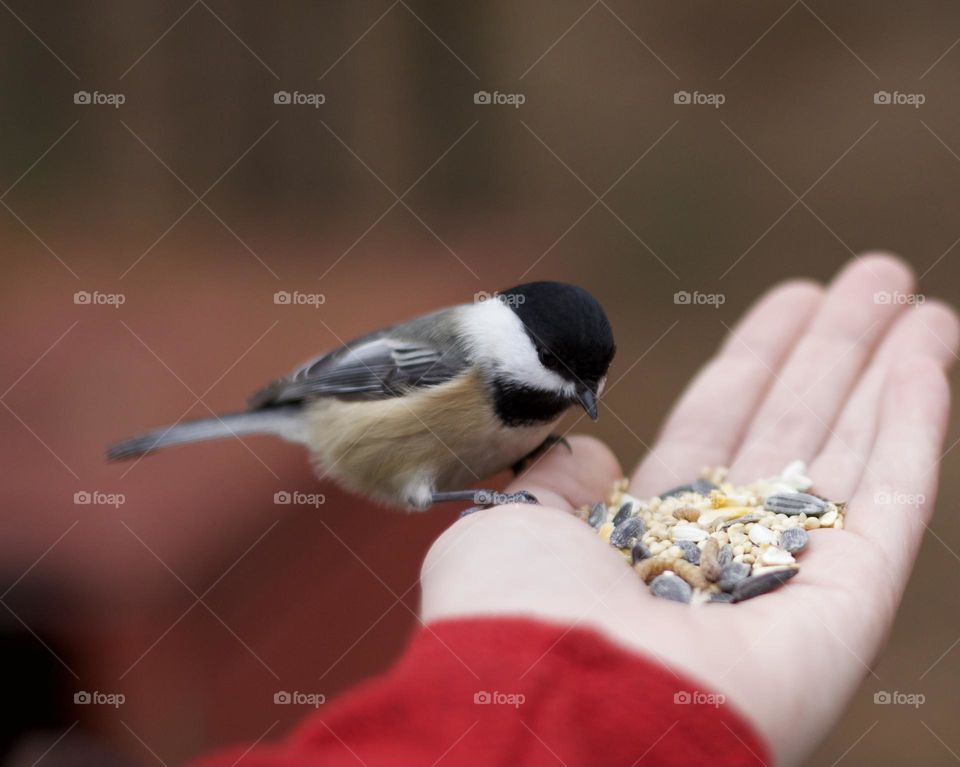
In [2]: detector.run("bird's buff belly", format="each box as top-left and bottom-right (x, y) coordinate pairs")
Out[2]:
(302, 371), (557, 508)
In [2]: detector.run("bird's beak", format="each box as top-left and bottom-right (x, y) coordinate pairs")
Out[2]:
(576, 386), (599, 421)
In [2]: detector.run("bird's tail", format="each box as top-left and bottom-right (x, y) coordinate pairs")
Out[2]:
(106, 406), (305, 461)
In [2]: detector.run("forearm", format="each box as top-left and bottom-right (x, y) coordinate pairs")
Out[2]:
(194, 617), (768, 767)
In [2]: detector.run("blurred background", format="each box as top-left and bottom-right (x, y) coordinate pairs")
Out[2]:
(1, 1), (959, 765)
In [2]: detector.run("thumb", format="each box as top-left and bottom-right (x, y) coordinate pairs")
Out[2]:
(505, 434), (622, 512)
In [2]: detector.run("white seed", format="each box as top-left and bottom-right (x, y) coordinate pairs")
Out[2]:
(820, 509), (838, 527)
(804, 516), (821, 530)
(671, 524), (709, 542)
(749, 525), (778, 546)
(759, 546), (796, 567)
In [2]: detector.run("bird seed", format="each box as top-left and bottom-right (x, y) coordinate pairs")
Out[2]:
(578, 461), (844, 605)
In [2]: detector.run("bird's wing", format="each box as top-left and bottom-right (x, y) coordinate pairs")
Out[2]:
(247, 315), (468, 409)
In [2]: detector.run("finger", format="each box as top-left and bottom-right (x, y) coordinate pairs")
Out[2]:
(809, 300), (960, 500)
(846, 356), (952, 575)
(630, 279), (823, 496)
(506, 435), (622, 512)
(729, 254), (915, 482)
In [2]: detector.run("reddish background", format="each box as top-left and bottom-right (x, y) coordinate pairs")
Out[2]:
(2, 3), (960, 765)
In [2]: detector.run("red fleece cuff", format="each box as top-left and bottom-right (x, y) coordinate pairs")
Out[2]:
(195, 617), (769, 767)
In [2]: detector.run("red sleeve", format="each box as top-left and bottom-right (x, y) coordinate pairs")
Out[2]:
(194, 617), (769, 767)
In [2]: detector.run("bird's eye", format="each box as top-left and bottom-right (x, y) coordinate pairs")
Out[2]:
(538, 347), (560, 370)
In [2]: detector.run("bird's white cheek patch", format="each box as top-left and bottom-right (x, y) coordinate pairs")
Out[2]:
(458, 300), (569, 391)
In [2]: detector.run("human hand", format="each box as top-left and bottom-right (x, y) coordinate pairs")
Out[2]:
(420, 255), (958, 766)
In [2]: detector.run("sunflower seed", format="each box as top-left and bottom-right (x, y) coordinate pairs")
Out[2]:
(732, 567), (798, 602)
(764, 492), (828, 516)
(650, 572), (692, 603)
(718, 513), (761, 531)
(660, 479), (717, 499)
(612, 501), (634, 526)
(676, 540), (701, 565)
(631, 541), (653, 565)
(718, 562), (751, 592)
(717, 544), (734, 568)
(587, 502), (607, 528)
(610, 516), (645, 548)
(780, 527), (809, 553)
(708, 591), (735, 603)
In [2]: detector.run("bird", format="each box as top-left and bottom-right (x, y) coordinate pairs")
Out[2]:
(107, 281), (615, 511)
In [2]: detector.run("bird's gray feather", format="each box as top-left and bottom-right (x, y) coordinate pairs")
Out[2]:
(248, 307), (470, 409)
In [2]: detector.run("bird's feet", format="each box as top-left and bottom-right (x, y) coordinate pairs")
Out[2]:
(458, 489), (539, 518)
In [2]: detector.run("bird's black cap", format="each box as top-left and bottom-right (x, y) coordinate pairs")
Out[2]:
(499, 281), (616, 395)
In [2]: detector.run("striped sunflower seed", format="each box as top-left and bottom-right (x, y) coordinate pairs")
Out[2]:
(587, 502), (607, 529)
(612, 501), (635, 526)
(609, 516), (645, 548)
(732, 567), (798, 602)
(631, 541), (653, 565)
(718, 561), (751, 592)
(650, 572), (692, 603)
(780, 527), (809, 554)
(676, 540), (701, 565)
(660, 478), (717, 499)
(764, 492), (828, 516)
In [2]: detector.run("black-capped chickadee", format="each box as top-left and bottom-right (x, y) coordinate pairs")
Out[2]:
(107, 282), (615, 510)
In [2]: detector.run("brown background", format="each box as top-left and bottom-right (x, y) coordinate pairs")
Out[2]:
(2, 2), (959, 765)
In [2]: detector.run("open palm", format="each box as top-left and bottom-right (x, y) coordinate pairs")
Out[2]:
(420, 255), (958, 767)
